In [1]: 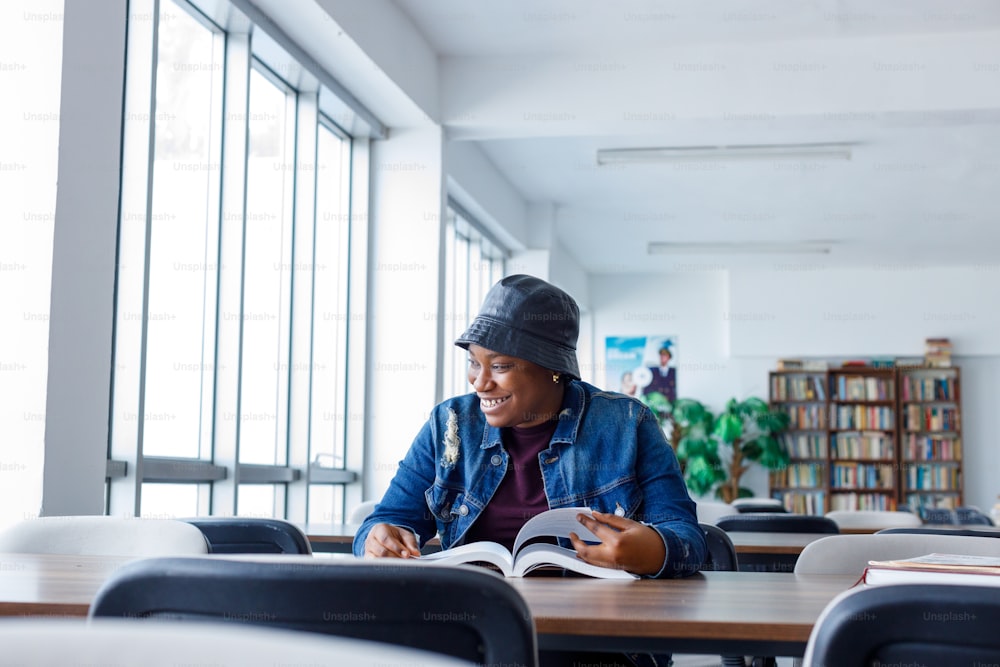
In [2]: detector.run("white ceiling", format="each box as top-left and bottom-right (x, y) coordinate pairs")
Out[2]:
(389, 0), (1000, 273)
(287, 0), (1000, 274)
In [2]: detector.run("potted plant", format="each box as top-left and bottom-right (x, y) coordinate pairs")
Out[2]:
(712, 396), (791, 503)
(640, 393), (724, 492)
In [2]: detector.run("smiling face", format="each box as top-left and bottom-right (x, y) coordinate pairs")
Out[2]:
(466, 344), (565, 428)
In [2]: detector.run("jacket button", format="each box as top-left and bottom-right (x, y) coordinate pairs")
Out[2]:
(490, 454), (502, 466)
(544, 456), (559, 464)
(458, 504), (469, 516)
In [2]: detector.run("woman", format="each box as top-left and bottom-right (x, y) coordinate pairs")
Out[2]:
(354, 274), (705, 579)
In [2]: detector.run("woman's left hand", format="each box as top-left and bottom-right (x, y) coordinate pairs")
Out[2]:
(569, 510), (666, 576)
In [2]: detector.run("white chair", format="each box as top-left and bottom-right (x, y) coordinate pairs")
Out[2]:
(695, 501), (736, 525)
(824, 509), (923, 532)
(0, 516), (209, 556)
(347, 499), (378, 524)
(0, 618), (472, 667)
(794, 533), (1000, 575)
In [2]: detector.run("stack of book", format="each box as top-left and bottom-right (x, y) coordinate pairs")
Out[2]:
(924, 338), (953, 367)
(776, 359), (829, 371)
(862, 552), (1000, 587)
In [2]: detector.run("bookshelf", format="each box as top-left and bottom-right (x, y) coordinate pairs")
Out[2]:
(768, 362), (964, 514)
(899, 366), (962, 510)
(827, 367), (898, 511)
(768, 370), (829, 515)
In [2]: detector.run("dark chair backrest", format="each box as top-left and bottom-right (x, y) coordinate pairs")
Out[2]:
(182, 517), (312, 554)
(734, 503), (787, 514)
(956, 506), (995, 526)
(716, 513), (839, 534)
(699, 523), (738, 571)
(803, 584), (1000, 666)
(90, 557), (537, 667)
(919, 507), (957, 525)
(876, 527), (1000, 538)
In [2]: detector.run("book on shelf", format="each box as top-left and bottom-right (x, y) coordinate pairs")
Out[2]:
(862, 553), (1000, 587)
(777, 358), (803, 370)
(417, 507), (638, 579)
(895, 356), (927, 369)
(924, 337), (953, 368)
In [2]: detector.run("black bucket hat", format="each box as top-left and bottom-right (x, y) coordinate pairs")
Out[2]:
(455, 274), (580, 379)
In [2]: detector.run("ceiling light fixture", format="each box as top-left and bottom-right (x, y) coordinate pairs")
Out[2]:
(597, 142), (854, 165)
(648, 241), (832, 255)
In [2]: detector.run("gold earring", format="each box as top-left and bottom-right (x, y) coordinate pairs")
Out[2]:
(552, 373), (560, 383)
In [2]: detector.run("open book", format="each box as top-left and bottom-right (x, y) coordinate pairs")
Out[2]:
(862, 552), (1000, 587)
(418, 507), (638, 579)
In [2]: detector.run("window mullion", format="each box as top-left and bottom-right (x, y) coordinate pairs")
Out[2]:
(286, 90), (319, 523)
(108, 0), (160, 518)
(210, 26), (251, 516)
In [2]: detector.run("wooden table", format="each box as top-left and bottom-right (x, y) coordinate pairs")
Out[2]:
(0, 551), (855, 657)
(727, 531), (832, 555)
(511, 571), (854, 657)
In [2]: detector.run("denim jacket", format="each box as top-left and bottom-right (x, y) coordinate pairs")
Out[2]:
(353, 380), (706, 578)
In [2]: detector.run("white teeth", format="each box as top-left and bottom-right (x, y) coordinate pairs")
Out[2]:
(481, 397), (508, 408)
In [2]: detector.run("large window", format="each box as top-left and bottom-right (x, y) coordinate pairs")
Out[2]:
(442, 202), (507, 400)
(110, 0), (368, 523)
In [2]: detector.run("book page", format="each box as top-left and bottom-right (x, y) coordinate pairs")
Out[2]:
(511, 507), (602, 558)
(512, 543), (638, 579)
(418, 541), (513, 577)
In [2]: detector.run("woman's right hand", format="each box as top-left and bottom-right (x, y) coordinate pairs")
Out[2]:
(363, 522), (421, 558)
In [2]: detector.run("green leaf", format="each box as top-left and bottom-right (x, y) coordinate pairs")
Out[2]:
(678, 436), (717, 460)
(713, 413), (742, 443)
(741, 438), (764, 461)
(754, 434), (790, 469)
(642, 391), (672, 417)
(684, 455), (726, 497)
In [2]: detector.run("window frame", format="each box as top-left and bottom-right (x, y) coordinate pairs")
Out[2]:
(107, 0), (371, 522)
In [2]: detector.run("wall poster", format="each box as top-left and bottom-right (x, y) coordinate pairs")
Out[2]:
(605, 335), (677, 402)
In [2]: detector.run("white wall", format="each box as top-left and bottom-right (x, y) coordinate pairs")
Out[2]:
(589, 269), (1000, 513)
(41, 0), (126, 517)
(365, 125), (446, 497)
(728, 266), (1000, 357)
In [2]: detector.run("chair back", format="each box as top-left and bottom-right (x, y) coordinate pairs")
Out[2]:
(90, 557), (537, 667)
(956, 506), (995, 526)
(731, 497), (787, 513)
(182, 517), (312, 554)
(696, 501), (737, 525)
(794, 533), (1000, 575)
(0, 516), (209, 556)
(824, 509), (922, 532)
(716, 513), (839, 534)
(699, 523), (738, 571)
(920, 506), (957, 524)
(803, 584), (1000, 666)
(0, 618), (473, 667)
(347, 500), (379, 524)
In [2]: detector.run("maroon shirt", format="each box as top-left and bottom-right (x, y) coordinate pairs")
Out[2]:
(461, 419), (557, 551)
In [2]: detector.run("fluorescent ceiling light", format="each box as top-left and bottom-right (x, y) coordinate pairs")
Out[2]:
(648, 242), (832, 255)
(597, 143), (854, 165)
